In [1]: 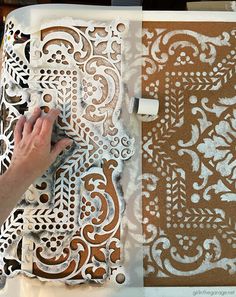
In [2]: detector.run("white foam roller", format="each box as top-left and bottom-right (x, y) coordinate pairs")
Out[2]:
(137, 98), (159, 115)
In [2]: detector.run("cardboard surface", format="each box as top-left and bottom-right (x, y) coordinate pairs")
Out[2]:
(142, 21), (236, 286)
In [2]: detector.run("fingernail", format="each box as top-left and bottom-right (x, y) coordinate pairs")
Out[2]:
(66, 139), (73, 145)
(66, 139), (73, 149)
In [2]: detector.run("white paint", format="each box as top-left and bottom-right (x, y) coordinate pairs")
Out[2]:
(1, 4), (143, 289)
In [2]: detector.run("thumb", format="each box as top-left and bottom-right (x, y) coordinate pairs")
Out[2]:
(51, 138), (73, 160)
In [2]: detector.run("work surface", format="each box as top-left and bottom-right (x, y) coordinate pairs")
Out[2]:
(0, 7), (236, 295)
(142, 16), (236, 286)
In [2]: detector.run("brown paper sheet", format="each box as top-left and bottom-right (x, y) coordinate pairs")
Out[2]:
(142, 21), (236, 286)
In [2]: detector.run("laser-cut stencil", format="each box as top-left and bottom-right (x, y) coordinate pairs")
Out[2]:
(142, 21), (236, 286)
(0, 15), (139, 286)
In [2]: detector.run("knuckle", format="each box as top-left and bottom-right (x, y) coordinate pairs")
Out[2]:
(18, 141), (26, 149)
(34, 118), (42, 128)
(36, 117), (42, 124)
(24, 121), (32, 128)
(33, 135), (43, 148)
(44, 117), (52, 125)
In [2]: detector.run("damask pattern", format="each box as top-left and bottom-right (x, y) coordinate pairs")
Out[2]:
(0, 17), (137, 285)
(2, 13), (235, 289)
(142, 22), (236, 286)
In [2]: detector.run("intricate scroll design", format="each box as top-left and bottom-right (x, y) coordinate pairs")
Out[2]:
(142, 22), (236, 285)
(142, 27), (231, 74)
(0, 18), (133, 285)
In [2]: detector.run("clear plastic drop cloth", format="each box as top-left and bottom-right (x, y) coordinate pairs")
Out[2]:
(0, 4), (143, 297)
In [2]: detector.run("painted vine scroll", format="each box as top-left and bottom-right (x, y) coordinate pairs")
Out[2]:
(142, 20), (236, 286)
(0, 5), (143, 289)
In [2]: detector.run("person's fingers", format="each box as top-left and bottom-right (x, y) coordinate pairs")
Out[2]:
(14, 115), (26, 145)
(23, 107), (42, 137)
(32, 117), (43, 136)
(50, 138), (73, 161)
(39, 109), (60, 140)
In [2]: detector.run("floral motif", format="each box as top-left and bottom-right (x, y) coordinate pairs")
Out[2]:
(141, 22), (236, 285)
(0, 16), (138, 285)
(145, 197), (159, 217)
(82, 79), (97, 100)
(41, 235), (64, 253)
(145, 80), (159, 98)
(174, 51), (194, 66)
(176, 234), (197, 251)
(197, 114), (236, 180)
(48, 50), (68, 65)
(80, 196), (96, 220)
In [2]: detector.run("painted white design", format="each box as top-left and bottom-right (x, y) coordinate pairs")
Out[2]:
(142, 24), (236, 281)
(0, 15), (142, 286)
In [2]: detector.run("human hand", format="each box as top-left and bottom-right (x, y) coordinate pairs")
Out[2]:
(9, 107), (72, 183)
